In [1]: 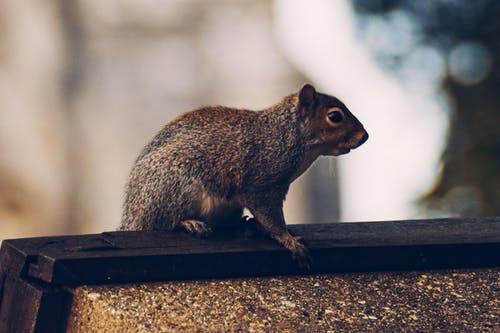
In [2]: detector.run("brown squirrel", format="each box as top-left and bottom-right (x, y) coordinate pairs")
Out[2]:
(120, 84), (368, 268)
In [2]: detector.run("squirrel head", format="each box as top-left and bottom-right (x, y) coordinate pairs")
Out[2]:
(297, 84), (369, 156)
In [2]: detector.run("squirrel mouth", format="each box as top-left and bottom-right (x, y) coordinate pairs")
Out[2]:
(331, 147), (351, 156)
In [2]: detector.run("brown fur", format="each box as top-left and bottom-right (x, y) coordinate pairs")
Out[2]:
(120, 84), (368, 268)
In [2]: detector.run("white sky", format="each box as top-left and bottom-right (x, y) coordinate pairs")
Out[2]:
(274, 0), (448, 221)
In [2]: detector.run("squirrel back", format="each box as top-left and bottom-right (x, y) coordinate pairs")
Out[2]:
(120, 84), (368, 268)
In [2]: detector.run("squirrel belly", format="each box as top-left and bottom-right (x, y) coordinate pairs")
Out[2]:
(120, 84), (368, 269)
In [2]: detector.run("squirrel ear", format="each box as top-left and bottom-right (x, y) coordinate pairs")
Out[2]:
(298, 84), (316, 107)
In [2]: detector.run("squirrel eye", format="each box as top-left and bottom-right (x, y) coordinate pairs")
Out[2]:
(327, 110), (343, 123)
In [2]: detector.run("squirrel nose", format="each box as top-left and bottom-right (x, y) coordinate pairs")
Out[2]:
(349, 130), (368, 149)
(359, 131), (369, 145)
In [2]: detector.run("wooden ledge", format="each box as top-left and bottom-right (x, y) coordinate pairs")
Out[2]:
(2, 217), (500, 286)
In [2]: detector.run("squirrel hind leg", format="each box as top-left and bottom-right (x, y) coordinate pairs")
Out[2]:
(178, 220), (213, 238)
(200, 193), (244, 230)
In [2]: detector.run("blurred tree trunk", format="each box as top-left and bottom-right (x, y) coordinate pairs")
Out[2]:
(58, 0), (87, 232)
(424, 66), (500, 215)
(422, 2), (500, 215)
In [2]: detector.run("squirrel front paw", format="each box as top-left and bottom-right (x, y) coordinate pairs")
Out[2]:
(275, 233), (312, 270)
(179, 220), (213, 238)
(290, 236), (312, 270)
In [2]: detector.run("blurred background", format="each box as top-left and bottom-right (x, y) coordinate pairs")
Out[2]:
(1, 0), (499, 240)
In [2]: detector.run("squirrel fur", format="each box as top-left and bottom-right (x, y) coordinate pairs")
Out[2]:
(120, 84), (368, 267)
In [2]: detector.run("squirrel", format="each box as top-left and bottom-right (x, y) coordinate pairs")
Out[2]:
(120, 84), (368, 268)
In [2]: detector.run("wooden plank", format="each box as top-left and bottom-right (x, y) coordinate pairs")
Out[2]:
(0, 275), (70, 333)
(0, 276), (40, 332)
(1, 217), (499, 286)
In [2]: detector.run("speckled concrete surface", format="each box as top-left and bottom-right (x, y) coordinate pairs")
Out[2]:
(66, 269), (499, 332)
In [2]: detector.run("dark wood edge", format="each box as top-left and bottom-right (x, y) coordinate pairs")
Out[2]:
(3, 217), (500, 285)
(1, 217), (499, 332)
(0, 275), (70, 333)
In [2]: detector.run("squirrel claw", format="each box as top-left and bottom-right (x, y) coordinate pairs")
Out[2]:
(179, 220), (212, 238)
(292, 239), (312, 270)
(275, 233), (312, 270)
